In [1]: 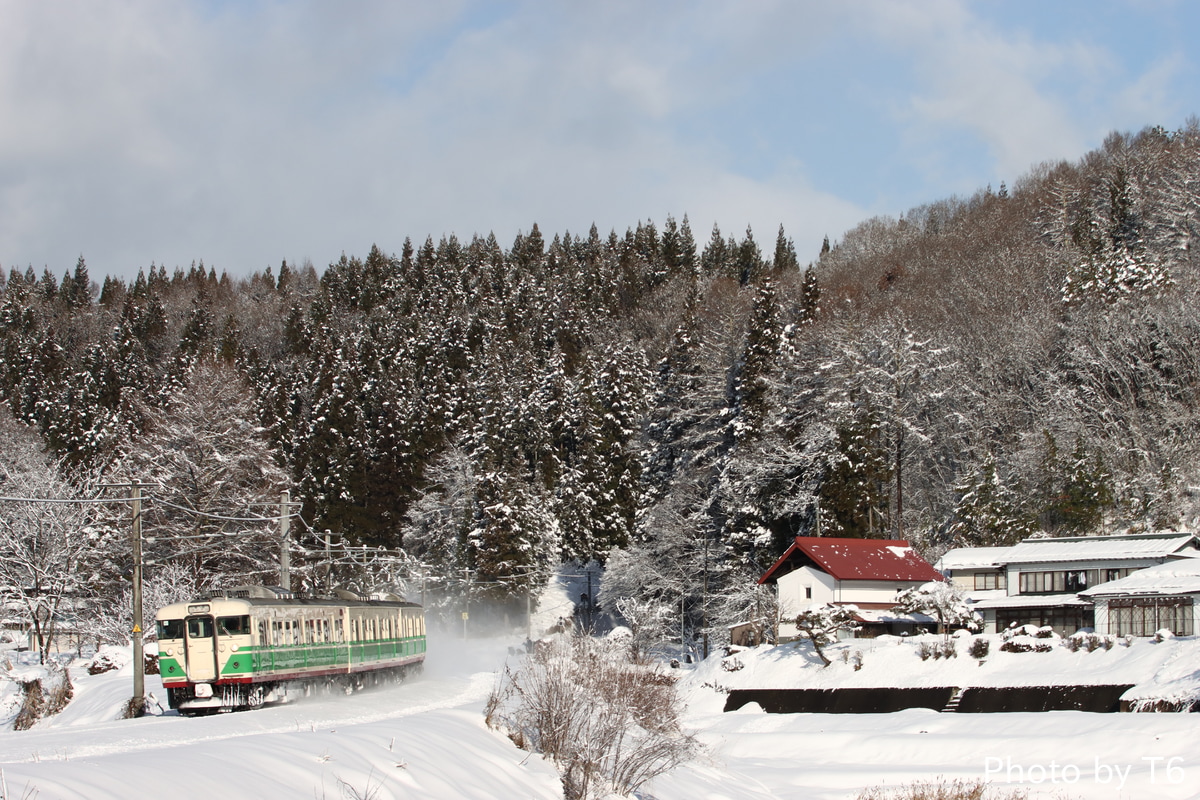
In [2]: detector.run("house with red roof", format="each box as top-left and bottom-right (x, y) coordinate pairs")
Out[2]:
(758, 536), (945, 639)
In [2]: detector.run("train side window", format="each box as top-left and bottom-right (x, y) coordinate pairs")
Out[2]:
(257, 620), (267, 644)
(157, 619), (184, 640)
(218, 615), (250, 636)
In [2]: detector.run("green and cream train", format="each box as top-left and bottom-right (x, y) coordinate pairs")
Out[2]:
(155, 586), (425, 715)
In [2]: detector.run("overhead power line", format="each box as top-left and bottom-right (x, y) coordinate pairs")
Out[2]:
(0, 494), (141, 504)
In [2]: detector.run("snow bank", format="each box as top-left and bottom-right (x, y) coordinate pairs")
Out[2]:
(681, 632), (1200, 697)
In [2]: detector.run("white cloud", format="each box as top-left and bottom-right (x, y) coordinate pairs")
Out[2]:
(0, 1), (1190, 279)
(861, 0), (1186, 187)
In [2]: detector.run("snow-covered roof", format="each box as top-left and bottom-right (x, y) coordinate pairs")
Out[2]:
(851, 608), (935, 625)
(935, 546), (1013, 571)
(962, 588), (1008, 604)
(1080, 555), (1200, 598)
(758, 537), (944, 585)
(969, 593), (1093, 610)
(1003, 532), (1198, 565)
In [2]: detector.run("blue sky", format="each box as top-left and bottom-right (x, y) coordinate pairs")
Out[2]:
(2, 0), (1199, 280)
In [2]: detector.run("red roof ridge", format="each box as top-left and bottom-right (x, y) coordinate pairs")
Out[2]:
(758, 536), (944, 585)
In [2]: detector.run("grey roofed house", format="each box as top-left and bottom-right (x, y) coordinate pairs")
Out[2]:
(936, 532), (1200, 636)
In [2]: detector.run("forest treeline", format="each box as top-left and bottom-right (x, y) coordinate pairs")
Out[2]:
(4, 122), (1200, 640)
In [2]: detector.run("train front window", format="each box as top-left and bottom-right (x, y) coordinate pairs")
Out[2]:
(217, 615), (250, 636)
(157, 619), (184, 640)
(187, 617), (214, 639)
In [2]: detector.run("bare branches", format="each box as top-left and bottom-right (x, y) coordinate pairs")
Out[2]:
(486, 635), (700, 800)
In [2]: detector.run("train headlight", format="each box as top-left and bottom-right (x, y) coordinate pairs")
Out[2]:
(165, 648), (173, 656)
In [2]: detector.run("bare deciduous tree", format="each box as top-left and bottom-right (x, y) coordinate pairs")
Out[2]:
(0, 406), (96, 663)
(486, 634), (700, 800)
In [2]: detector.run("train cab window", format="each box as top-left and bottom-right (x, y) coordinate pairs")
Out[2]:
(157, 619), (185, 640)
(217, 615), (250, 636)
(187, 617), (213, 639)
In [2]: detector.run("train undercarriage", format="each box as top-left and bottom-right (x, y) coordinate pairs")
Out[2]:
(167, 661), (424, 716)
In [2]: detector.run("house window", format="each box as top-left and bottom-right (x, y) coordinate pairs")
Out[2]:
(1019, 570), (1099, 595)
(804, 586), (812, 599)
(1108, 597), (1193, 637)
(997, 607), (1094, 637)
(973, 572), (1005, 591)
(1064, 570), (1090, 592)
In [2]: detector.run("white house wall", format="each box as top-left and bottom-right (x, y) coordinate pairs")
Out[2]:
(948, 572), (974, 592)
(775, 566), (937, 640)
(777, 566), (836, 618)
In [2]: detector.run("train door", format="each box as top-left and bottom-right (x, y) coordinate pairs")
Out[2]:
(185, 615), (218, 681)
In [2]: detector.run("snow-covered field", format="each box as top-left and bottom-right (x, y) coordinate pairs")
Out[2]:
(4, 598), (1200, 800)
(657, 634), (1200, 800)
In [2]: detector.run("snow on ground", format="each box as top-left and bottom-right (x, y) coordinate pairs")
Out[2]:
(0, 632), (562, 800)
(3, 625), (1200, 799)
(650, 634), (1200, 800)
(692, 631), (1200, 696)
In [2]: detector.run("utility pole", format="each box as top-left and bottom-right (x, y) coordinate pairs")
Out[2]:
(702, 532), (709, 659)
(131, 484), (145, 717)
(279, 490), (291, 590)
(324, 530), (332, 593)
(462, 568), (470, 640)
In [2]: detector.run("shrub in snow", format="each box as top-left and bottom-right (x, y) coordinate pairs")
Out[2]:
(967, 638), (989, 660)
(86, 646), (129, 676)
(999, 638), (1053, 654)
(917, 640), (956, 661)
(1001, 624), (1040, 640)
(856, 777), (1031, 799)
(486, 634), (700, 800)
(1034, 626), (1058, 640)
(1154, 628), (1174, 643)
(1067, 632), (1113, 653)
(12, 663), (72, 731)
